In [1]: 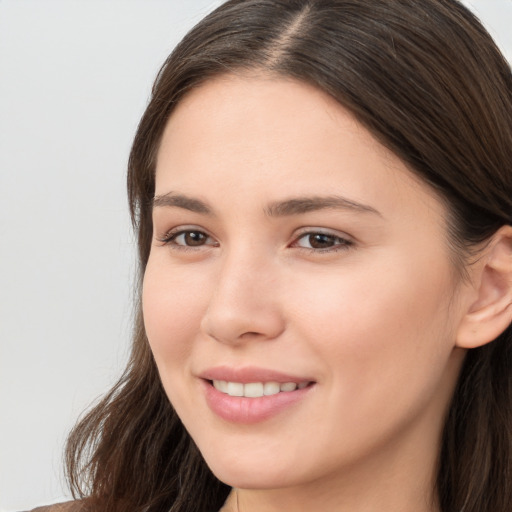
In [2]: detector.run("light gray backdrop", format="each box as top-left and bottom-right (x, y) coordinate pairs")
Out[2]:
(1, 1), (511, 510)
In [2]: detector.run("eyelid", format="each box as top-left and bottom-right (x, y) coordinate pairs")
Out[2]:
(156, 225), (218, 248)
(290, 228), (354, 252)
(155, 225), (354, 252)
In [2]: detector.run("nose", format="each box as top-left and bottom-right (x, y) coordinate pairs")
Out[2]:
(200, 249), (285, 346)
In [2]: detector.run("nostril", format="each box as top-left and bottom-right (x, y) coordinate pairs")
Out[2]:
(240, 331), (264, 338)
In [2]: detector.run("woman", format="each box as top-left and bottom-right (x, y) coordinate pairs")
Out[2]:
(36, 0), (512, 511)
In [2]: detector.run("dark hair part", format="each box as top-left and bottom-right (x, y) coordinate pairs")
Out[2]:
(66, 1), (512, 511)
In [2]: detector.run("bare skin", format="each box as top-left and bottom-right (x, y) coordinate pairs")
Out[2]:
(144, 73), (512, 512)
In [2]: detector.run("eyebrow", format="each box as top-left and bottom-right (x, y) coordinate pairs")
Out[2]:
(265, 195), (382, 218)
(152, 193), (213, 214)
(152, 192), (382, 218)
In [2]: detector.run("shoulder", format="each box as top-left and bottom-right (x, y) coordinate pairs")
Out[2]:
(27, 501), (89, 512)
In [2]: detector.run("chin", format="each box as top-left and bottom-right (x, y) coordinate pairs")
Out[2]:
(200, 448), (300, 490)
(209, 465), (293, 490)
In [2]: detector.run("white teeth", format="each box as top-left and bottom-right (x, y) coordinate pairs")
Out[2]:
(263, 382), (280, 396)
(212, 380), (309, 397)
(244, 382), (264, 397)
(280, 382), (298, 392)
(226, 382), (244, 396)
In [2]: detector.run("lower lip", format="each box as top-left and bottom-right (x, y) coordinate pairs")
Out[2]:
(202, 380), (314, 424)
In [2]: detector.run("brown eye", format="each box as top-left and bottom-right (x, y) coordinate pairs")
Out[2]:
(182, 231), (208, 246)
(307, 233), (336, 249)
(294, 231), (353, 252)
(164, 230), (215, 248)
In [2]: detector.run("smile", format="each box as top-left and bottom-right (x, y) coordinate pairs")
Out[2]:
(212, 380), (311, 398)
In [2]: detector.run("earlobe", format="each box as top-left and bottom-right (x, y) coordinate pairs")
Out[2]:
(456, 225), (512, 349)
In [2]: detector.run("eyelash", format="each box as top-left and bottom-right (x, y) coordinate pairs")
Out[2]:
(157, 228), (218, 251)
(158, 227), (354, 254)
(291, 231), (354, 253)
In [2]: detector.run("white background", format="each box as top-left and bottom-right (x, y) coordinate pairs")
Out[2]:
(0, 1), (511, 510)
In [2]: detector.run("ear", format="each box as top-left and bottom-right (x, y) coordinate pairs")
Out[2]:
(456, 225), (512, 349)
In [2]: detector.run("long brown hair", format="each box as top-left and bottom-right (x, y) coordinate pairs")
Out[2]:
(65, 1), (512, 511)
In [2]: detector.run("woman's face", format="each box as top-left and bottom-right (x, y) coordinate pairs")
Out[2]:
(143, 74), (467, 491)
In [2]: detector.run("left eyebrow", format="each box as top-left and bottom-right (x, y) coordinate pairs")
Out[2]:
(265, 195), (382, 218)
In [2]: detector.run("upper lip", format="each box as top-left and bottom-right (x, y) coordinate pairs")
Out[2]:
(199, 365), (315, 384)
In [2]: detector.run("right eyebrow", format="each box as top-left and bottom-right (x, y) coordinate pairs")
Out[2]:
(152, 192), (214, 215)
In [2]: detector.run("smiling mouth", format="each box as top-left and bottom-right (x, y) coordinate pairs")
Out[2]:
(210, 380), (313, 398)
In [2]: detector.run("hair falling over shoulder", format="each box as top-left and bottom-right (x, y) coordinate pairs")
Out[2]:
(65, 1), (512, 511)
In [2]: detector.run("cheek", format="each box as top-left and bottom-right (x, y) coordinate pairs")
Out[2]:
(142, 257), (209, 370)
(293, 252), (457, 400)
(283, 258), (459, 468)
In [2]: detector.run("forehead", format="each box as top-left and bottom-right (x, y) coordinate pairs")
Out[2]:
(160, 73), (375, 150)
(156, 73), (441, 217)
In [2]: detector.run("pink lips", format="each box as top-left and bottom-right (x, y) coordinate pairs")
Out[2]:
(199, 366), (315, 424)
